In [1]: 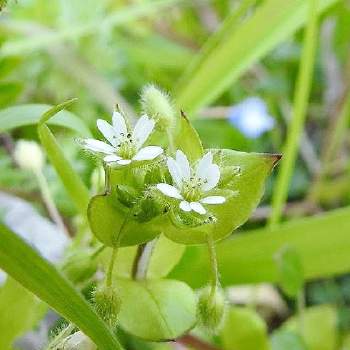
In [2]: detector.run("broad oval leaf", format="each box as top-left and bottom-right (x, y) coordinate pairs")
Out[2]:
(0, 223), (123, 350)
(0, 278), (46, 350)
(283, 305), (337, 350)
(164, 149), (280, 244)
(116, 279), (197, 341)
(270, 330), (307, 350)
(88, 194), (162, 247)
(220, 306), (269, 350)
(0, 104), (91, 136)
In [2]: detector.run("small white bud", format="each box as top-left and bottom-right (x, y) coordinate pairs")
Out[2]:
(14, 140), (44, 173)
(63, 331), (97, 350)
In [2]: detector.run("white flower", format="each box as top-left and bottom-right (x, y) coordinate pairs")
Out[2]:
(156, 150), (225, 215)
(82, 111), (163, 166)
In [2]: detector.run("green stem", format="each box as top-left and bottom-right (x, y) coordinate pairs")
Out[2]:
(207, 233), (219, 299)
(269, 0), (319, 228)
(297, 289), (305, 337)
(35, 169), (69, 237)
(106, 247), (118, 288)
(166, 128), (176, 154)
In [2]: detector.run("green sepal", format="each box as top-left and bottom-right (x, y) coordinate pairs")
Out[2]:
(173, 111), (204, 161)
(163, 149), (281, 244)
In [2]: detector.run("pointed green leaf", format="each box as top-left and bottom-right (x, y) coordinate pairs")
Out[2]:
(88, 194), (161, 247)
(221, 307), (269, 350)
(0, 104), (91, 136)
(275, 245), (304, 298)
(0, 223), (123, 350)
(38, 123), (89, 215)
(164, 149), (280, 244)
(117, 279), (196, 341)
(39, 98), (78, 124)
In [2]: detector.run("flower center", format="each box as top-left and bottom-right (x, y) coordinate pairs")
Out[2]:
(115, 132), (137, 159)
(181, 176), (207, 202)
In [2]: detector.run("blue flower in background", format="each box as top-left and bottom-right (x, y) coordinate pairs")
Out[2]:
(228, 97), (275, 139)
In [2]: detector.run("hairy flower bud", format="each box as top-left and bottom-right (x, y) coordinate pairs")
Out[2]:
(141, 84), (175, 131)
(63, 331), (96, 350)
(14, 140), (44, 173)
(197, 286), (226, 333)
(93, 285), (120, 328)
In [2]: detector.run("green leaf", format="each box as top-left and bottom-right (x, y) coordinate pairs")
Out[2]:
(170, 205), (350, 287)
(174, 112), (204, 162)
(220, 307), (269, 350)
(0, 278), (46, 350)
(164, 150), (280, 244)
(270, 330), (307, 350)
(38, 124), (90, 215)
(88, 194), (161, 247)
(0, 81), (23, 108)
(0, 223), (123, 350)
(116, 279), (196, 341)
(284, 305), (337, 350)
(275, 245), (304, 298)
(175, 0), (340, 114)
(0, 104), (91, 136)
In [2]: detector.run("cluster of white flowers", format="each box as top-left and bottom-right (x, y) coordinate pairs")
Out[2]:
(83, 111), (226, 216)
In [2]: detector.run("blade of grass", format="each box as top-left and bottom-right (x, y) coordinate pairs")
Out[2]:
(269, 0), (319, 227)
(170, 205), (350, 288)
(37, 102), (90, 215)
(175, 0), (339, 114)
(0, 223), (123, 350)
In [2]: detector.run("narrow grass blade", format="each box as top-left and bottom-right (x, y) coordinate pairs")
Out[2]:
(175, 0), (339, 114)
(0, 223), (123, 350)
(269, 0), (319, 227)
(170, 206), (350, 287)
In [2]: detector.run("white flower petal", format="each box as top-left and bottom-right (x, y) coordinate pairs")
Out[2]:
(156, 183), (183, 199)
(117, 159), (132, 165)
(179, 200), (191, 212)
(167, 157), (183, 188)
(200, 196), (226, 204)
(176, 150), (191, 180)
(196, 152), (213, 178)
(97, 119), (119, 146)
(190, 202), (206, 215)
(112, 111), (127, 136)
(202, 164), (220, 191)
(133, 146), (163, 161)
(104, 154), (122, 163)
(83, 139), (116, 154)
(132, 114), (155, 148)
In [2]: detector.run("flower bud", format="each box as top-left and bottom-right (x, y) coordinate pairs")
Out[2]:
(63, 331), (96, 350)
(197, 286), (226, 333)
(141, 84), (175, 131)
(14, 140), (44, 173)
(93, 285), (120, 328)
